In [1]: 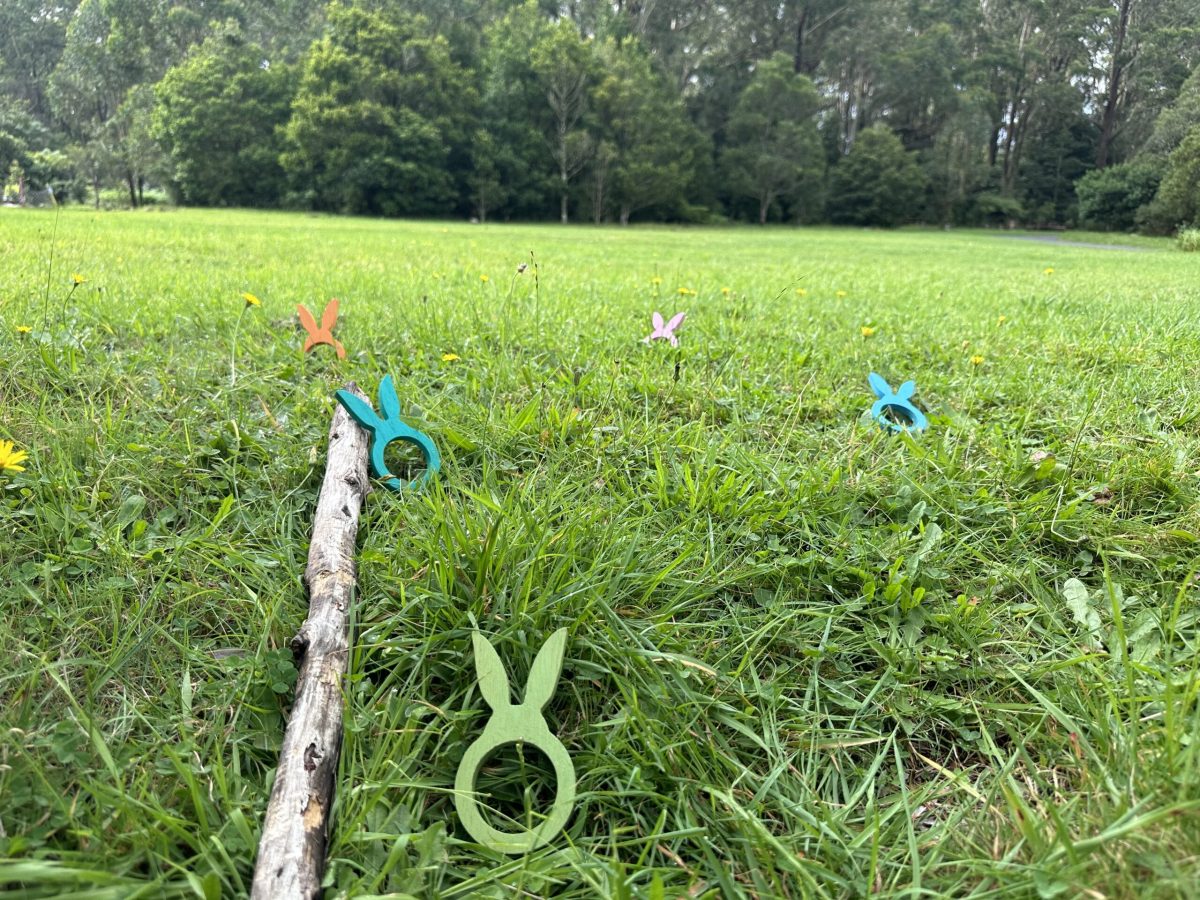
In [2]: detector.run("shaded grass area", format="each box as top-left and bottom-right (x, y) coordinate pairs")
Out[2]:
(1, 209), (1199, 898)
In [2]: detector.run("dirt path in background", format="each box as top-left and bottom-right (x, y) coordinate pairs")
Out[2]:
(993, 234), (1150, 251)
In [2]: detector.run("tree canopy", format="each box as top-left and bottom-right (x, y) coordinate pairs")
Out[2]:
(2, 0), (1198, 230)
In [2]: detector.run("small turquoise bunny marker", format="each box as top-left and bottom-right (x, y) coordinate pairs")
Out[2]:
(868, 372), (928, 433)
(454, 628), (576, 854)
(334, 375), (440, 491)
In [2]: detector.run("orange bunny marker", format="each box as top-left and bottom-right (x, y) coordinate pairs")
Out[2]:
(297, 298), (346, 358)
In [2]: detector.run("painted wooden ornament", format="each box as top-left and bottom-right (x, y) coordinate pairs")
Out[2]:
(642, 311), (686, 346)
(298, 298), (346, 358)
(454, 628), (576, 854)
(868, 372), (928, 433)
(334, 375), (440, 491)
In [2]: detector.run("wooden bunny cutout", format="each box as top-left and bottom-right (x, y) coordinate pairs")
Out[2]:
(454, 628), (576, 854)
(335, 375), (440, 491)
(297, 298), (346, 358)
(643, 311), (686, 346)
(868, 372), (928, 433)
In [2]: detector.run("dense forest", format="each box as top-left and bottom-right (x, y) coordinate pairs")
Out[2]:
(2, 0), (1199, 232)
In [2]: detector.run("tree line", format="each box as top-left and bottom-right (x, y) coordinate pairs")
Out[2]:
(2, 0), (1199, 233)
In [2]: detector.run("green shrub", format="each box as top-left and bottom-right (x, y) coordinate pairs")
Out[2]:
(971, 192), (1024, 227)
(1177, 228), (1200, 252)
(1134, 197), (1175, 236)
(1139, 123), (1200, 235)
(1075, 160), (1161, 231)
(828, 126), (928, 227)
(26, 148), (75, 200)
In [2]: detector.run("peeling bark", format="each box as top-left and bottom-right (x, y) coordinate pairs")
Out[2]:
(251, 384), (371, 900)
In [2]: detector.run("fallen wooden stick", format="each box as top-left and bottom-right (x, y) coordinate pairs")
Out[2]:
(252, 384), (371, 899)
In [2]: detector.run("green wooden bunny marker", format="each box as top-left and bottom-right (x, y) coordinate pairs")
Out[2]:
(454, 628), (576, 854)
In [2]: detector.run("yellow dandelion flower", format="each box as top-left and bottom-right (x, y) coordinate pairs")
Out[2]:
(721, 287), (731, 296)
(970, 355), (984, 366)
(795, 288), (807, 297)
(71, 273), (86, 286)
(1043, 267), (1054, 275)
(0, 439), (29, 473)
(16, 325), (32, 334)
(836, 290), (848, 298)
(242, 292), (262, 307)
(677, 287), (691, 296)
(480, 274), (490, 283)
(997, 315), (1007, 325)
(861, 326), (876, 338)
(442, 353), (460, 362)
(650, 276), (662, 286)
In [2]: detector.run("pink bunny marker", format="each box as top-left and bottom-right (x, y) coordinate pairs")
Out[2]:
(643, 311), (686, 346)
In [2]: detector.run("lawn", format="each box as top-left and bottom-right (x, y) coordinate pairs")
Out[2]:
(1, 208), (1198, 899)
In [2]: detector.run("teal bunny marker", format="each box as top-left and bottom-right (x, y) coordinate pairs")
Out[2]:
(334, 375), (440, 491)
(868, 372), (928, 433)
(454, 628), (576, 854)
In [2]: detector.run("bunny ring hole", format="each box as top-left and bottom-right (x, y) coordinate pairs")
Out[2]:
(455, 736), (576, 854)
(381, 437), (428, 486)
(878, 403), (917, 428)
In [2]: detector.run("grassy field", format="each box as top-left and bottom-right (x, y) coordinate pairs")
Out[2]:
(1, 208), (1199, 899)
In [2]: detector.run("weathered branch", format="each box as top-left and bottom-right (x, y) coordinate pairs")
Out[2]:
(251, 384), (371, 900)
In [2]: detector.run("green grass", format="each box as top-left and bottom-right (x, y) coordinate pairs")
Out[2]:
(1, 208), (1199, 899)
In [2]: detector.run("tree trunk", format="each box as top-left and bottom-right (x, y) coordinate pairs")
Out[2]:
(620, 206), (630, 226)
(1004, 93), (1033, 196)
(559, 120), (570, 224)
(1001, 93), (1027, 194)
(846, 73), (864, 150)
(251, 386), (371, 900)
(1096, 0), (1133, 168)
(759, 195), (770, 224)
(126, 172), (137, 208)
(592, 168), (605, 224)
(92, 172), (101, 209)
(794, 7), (808, 73)
(137, 176), (145, 206)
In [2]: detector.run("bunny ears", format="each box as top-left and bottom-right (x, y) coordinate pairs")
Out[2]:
(470, 627), (568, 714)
(643, 311), (686, 346)
(869, 372), (928, 433)
(335, 375), (441, 491)
(298, 298), (345, 358)
(454, 628), (576, 854)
